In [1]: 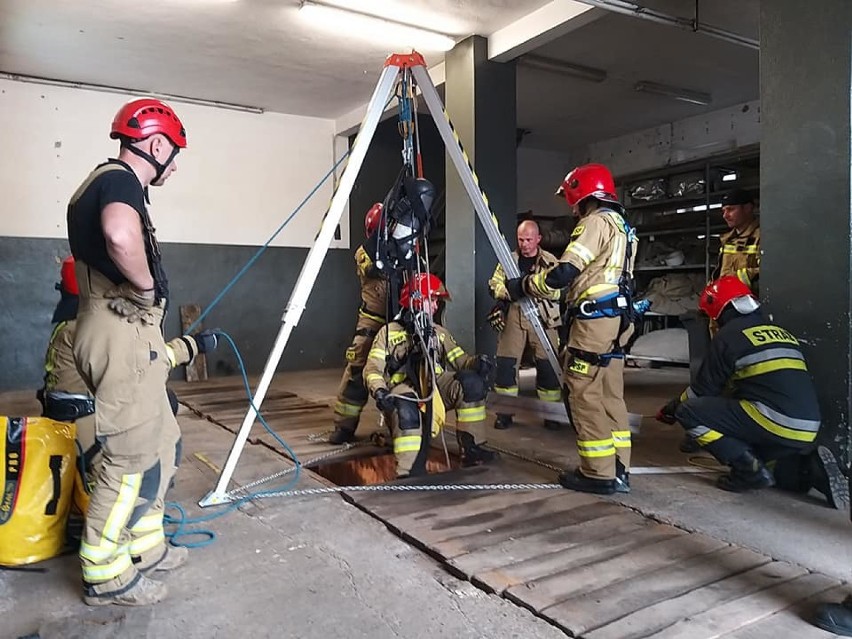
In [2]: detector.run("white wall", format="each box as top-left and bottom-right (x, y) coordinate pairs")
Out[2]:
(0, 79), (348, 248)
(516, 146), (581, 217)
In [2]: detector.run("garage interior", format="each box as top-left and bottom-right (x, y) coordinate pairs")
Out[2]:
(1, 0), (851, 637)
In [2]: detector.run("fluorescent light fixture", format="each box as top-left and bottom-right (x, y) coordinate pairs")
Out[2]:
(710, 203), (722, 209)
(722, 172), (738, 182)
(693, 204), (708, 211)
(634, 80), (712, 106)
(676, 208), (687, 213)
(299, 1), (457, 52)
(519, 55), (607, 83)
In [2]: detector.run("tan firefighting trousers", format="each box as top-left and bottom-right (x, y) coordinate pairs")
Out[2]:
(73, 264), (179, 597)
(389, 372), (487, 477)
(564, 316), (632, 480)
(495, 304), (561, 402)
(333, 313), (385, 434)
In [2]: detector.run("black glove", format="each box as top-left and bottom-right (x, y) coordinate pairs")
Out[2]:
(193, 329), (219, 354)
(487, 300), (509, 332)
(505, 277), (527, 302)
(475, 354), (495, 379)
(656, 397), (680, 424)
(374, 388), (396, 413)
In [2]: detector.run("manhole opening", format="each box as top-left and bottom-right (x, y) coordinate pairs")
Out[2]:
(311, 450), (460, 486)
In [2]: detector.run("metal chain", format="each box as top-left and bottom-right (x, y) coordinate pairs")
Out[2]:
(254, 482), (561, 500)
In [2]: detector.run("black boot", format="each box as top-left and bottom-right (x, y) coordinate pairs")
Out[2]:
(543, 419), (563, 431)
(812, 446), (850, 511)
(494, 414), (513, 430)
(679, 435), (700, 453)
(458, 432), (498, 467)
(615, 459), (630, 494)
(557, 468), (616, 495)
(717, 450), (774, 492)
(813, 596), (852, 636)
(328, 427), (356, 445)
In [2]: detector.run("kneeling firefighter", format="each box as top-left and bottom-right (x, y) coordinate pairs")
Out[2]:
(657, 276), (847, 508)
(362, 273), (497, 477)
(504, 163), (638, 495)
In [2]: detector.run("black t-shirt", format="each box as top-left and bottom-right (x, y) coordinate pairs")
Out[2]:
(67, 159), (148, 286)
(518, 254), (536, 275)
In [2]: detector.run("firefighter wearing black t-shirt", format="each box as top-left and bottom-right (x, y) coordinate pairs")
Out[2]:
(67, 98), (215, 607)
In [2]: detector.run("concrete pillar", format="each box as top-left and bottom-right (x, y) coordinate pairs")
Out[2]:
(760, 1), (852, 467)
(443, 35), (517, 354)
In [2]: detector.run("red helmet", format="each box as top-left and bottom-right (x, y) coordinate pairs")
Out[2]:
(699, 276), (756, 320)
(110, 98), (187, 149)
(556, 163), (618, 207)
(60, 255), (79, 296)
(365, 203), (383, 237)
(399, 273), (450, 310)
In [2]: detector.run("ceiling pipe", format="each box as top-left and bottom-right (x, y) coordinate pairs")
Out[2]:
(572, 0), (759, 50)
(518, 54), (608, 83)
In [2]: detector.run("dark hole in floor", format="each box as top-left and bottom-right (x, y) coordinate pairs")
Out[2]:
(311, 449), (460, 486)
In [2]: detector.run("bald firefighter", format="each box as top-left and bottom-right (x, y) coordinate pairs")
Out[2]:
(487, 220), (562, 430)
(657, 277), (847, 508)
(505, 163), (637, 495)
(363, 273), (496, 477)
(328, 204), (389, 445)
(67, 98), (216, 606)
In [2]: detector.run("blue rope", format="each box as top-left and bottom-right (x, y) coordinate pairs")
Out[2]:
(164, 330), (303, 548)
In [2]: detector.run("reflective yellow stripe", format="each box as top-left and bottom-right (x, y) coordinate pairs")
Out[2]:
(577, 438), (615, 458)
(457, 406), (486, 422)
(446, 347), (464, 363)
(536, 388), (561, 402)
(722, 244), (759, 254)
(82, 550), (132, 583)
(495, 386), (519, 396)
(568, 358), (591, 375)
(80, 539), (118, 563)
(527, 271), (562, 300)
(612, 430), (631, 448)
(394, 435), (422, 454)
(334, 401), (363, 417)
(577, 283), (618, 301)
(103, 474), (142, 543)
(740, 401), (818, 442)
(733, 358), (807, 380)
(736, 268), (751, 287)
(358, 308), (385, 323)
(566, 242), (596, 266)
(365, 373), (385, 385)
(129, 513), (161, 533)
(697, 430), (723, 445)
(389, 372), (406, 385)
(367, 348), (387, 361)
(129, 530), (165, 557)
(165, 344), (178, 368)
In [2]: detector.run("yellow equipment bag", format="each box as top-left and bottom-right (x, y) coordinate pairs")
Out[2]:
(0, 416), (77, 566)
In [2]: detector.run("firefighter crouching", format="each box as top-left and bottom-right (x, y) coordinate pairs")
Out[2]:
(362, 273), (497, 477)
(504, 163), (637, 496)
(328, 204), (388, 445)
(487, 219), (563, 431)
(657, 276), (848, 508)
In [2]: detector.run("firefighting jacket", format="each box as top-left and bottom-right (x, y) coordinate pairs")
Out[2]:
(364, 321), (476, 394)
(711, 218), (760, 293)
(355, 243), (389, 323)
(683, 311), (820, 443)
(488, 249), (562, 328)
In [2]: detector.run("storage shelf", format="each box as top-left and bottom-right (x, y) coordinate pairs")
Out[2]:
(627, 184), (760, 211)
(634, 263), (706, 273)
(637, 225), (727, 238)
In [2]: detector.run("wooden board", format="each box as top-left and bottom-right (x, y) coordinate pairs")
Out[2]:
(179, 303), (207, 382)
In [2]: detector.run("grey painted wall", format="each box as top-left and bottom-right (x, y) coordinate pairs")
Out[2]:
(0, 236), (358, 391)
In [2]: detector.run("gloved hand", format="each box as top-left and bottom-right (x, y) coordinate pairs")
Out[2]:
(475, 354), (495, 379)
(374, 388), (396, 413)
(104, 282), (155, 324)
(192, 329), (219, 354)
(505, 277), (527, 302)
(487, 300), (509, 332)
(656, 397), (680, 425)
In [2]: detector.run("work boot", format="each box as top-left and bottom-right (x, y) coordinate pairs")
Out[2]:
(328, 427), (356, 445)
(812, 446), (850, 511)
(717, 451), (774, 492)
(558, 468), (616, 495)
(543, 419), (563, 431)
(494, 414), (513, 430)
(84, 575), (167, 607)
(142, 545), (189, 573)
(458, 432), (498, 467)
(615, 459), (631, 494)
(679, 435), (700, 454)
(813, 595), (852, 636)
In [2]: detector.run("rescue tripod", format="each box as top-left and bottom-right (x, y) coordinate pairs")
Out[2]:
(199, 51), (561, 507)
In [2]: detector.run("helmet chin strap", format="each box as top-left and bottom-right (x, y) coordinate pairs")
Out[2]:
(124, 142), (179, 184)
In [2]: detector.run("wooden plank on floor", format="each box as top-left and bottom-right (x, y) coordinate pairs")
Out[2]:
(584, 560), (809, 639)
(179, 303), (207, 382)
(646, 572), (841, 639)
(544, 545), (771, 636)
(506, 532), (724, 613)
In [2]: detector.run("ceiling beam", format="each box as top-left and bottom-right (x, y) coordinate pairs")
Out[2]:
(487, 0), (605, 63)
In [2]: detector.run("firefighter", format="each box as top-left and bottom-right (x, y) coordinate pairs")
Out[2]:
(363, 273), (496, 477)
(487, 219), (562, 430)
(504, 163), (636, 495)
(39, 255), (215, 496)
(328, 203), (388, 445)
(656, 277), (846, 505)
(711, 188), (760, 293)
(66, 98), (216, 607)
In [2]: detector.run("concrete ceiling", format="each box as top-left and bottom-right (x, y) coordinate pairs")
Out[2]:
(1, 0), (760, 149)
